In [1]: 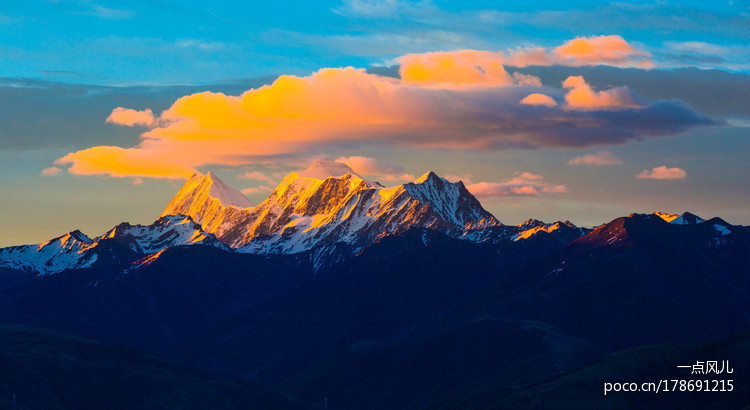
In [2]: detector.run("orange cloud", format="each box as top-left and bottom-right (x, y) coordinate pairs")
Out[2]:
(106, 107), (156, 127)
(444, 173), (473, 184)
(520, 93), (557, 107)
(399, 50), (519, 89)
(568, 151), (622, 166)
(637, 166), (687, 180)
(562, 75), (640, 110)
(55, 146), (195, 179)
(41, 166), (62, 176)
(510, 186), (539, 195)
(465, 172), (567, 197)
(502, 35), (651, 68)
(506, 171), (544, 185)
(553, 35), (652, 68)
(53, 39), (708, 180)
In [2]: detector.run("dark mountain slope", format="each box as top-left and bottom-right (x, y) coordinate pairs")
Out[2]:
(0, 245), (312, 356)
(494, 331), (750, 410)
(0, 324), (313, 410)
(444, 214), (750, 350)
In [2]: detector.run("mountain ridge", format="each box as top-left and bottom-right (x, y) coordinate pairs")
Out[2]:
(1, 160), (741, 275)
(0, 186), (748, 409)
(160, 161), (501, 252)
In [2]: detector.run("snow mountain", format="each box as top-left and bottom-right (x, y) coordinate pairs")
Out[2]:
(0, 215), (227, 275)
(162, 160), (500, 253)
(12, 162), (737, 275)
(161, 171), (253, 238)
(457, 219), (589, 245)
(654, 211), (706, 225)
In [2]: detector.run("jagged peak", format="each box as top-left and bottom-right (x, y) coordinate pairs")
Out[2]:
(511, 220), (579, 241)
(275, 160), (380, 193)
(670, 212), (705, 225)
(652, 211), (705, 225)
(41, 230), (93, 247)
(561, 220), (577, 229)
(162, 171), (252, 219)
(154, 214), (196, 226)
(67, 230), (92, 243)
(517, 218), (545, 228)
(654, 211), (679, 222)
(414, 171), (441, 184)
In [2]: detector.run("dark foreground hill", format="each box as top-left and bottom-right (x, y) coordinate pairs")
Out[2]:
(496, 331), (750, 410)
(0, 324), (313, 410)
(0, 212), (747, 409)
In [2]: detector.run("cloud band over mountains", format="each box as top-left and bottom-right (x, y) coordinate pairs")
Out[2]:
(54, 36), (713, 179)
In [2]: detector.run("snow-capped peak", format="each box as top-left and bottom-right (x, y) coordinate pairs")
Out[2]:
(415, 171), (439, 184)
(156, 161), (500, 252)
(654, 211), (705, 225)
(160, 172), (255, 242)
(162, 171), (252, 217)
(670, 212), (705, 225)
(0, 230), (98, 275)
(654, 211), (679, 223)
(0, 215), (229, 275)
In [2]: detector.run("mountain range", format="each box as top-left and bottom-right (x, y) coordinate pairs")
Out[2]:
(1, 160), (748, 409)
(0, 160), (583, 274)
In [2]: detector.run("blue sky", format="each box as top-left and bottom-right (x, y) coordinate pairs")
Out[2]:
(3, 1), (750, 84)
(1, 0), (750, 246)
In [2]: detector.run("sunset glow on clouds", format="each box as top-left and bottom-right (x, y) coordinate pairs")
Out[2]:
(52, 35), (710, 180)
(568, 151), (623, 166)
(520, 93), (558, 107)
(637, 166), (687, 180)
(55, 145), (195, 179)
(4, 1), (750, 247)
(106, 107), (156, 127)
(41, 166), (63, 176)
(553, 35), (652, 68)
(396, 35), (649, 89)
(335, 156), (415, 181)
(466, 172), (567, 198)
(562, 76), (640, 110)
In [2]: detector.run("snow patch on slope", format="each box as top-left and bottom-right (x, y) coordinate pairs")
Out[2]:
(714, 224), (731, 236)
